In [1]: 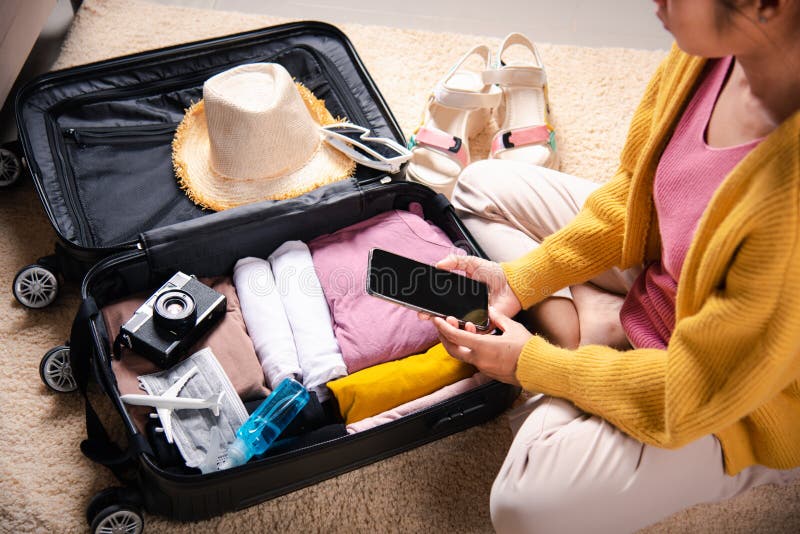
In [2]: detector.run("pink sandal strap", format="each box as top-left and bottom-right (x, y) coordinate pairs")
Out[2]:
(411, 126), (469, 168)
(490, 125), (555, 157)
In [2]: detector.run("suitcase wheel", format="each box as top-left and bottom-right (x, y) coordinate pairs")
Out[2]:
(13, 263), (60, 309)
(87, 487), (144, 534)
(0, 146), (23, 188)
(39, 345), (76, 393)
(89, 504), (144, 534)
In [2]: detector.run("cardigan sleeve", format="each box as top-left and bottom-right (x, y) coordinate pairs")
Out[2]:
(500, 46), (677, 309)
(500, 172), (631, 309)
(514, 193), (800, 455)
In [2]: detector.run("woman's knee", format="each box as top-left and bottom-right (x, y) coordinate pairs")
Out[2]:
(489, 401), (644, 533)
(490, 480), (531, 534)
(490, 467), (627, 534)
(489, 420), (584, 532)
(490, 468), (574, 534)
(453, 160), (545, 216)
(452, 160), (503, 213)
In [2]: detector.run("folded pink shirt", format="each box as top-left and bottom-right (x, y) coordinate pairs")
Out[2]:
(308, 205), (461, 373)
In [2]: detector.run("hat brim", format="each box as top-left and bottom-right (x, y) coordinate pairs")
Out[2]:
(172, 83), (356, 211)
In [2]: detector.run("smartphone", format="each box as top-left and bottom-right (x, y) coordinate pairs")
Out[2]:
(366, 248), (490, 330)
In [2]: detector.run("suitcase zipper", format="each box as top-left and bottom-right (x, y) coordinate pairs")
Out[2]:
(310, 48), (370, 126)
(48, 118), (93, 246)
(47, 45), (368, 122)
(64, 124), (178, 145)
(52, 124), (180, 248)
(52, 47), (376, 146)
(48, 125), (181, 249)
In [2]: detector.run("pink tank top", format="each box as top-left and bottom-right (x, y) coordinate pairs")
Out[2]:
(620, 56), (761, 349)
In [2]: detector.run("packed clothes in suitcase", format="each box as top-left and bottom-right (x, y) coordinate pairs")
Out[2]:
(15, 21), (518, 533)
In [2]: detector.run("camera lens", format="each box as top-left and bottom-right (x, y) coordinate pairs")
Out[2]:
(154, 289), (196, 338)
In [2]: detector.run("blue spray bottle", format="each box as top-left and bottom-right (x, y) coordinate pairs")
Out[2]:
(224, 377), (309, 468)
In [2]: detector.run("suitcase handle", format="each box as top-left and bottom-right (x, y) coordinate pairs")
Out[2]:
(431, 403), (488, 430)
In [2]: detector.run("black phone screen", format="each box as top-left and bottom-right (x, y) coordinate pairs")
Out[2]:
(367, 248), (489, 328)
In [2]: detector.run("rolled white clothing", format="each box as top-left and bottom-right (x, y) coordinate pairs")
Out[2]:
(233, 256), (301, 389)
(268, 240), (347, 401)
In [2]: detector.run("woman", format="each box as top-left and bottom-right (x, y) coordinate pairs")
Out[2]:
(424, 1), (800, 532)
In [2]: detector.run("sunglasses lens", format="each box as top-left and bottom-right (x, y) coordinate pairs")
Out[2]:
(328, 126), (406, 160)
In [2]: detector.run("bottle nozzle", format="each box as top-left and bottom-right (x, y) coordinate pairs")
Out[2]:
(223, 437), (249, 469)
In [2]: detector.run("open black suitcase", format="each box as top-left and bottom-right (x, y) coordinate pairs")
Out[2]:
(15, 21), (519, 533)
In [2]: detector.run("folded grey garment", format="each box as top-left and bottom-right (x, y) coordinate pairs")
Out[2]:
(138, 347), (248, 471)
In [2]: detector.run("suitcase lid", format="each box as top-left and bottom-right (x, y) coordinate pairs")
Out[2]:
(16, 21), (405, 254)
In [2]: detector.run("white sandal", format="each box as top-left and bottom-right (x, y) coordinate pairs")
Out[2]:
(406, 45), (502, 198)
(484, 33), (558, 168)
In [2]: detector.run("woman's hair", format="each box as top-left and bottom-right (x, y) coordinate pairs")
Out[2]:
(718, 0), (779, 11)
(717, 0), (794, 23)
(716, 0), (757, 25)
(715, 0), (788, 32)
(714, 0), (799, 69)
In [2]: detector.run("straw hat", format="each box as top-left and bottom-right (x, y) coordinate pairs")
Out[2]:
(172, 63), (355, 210)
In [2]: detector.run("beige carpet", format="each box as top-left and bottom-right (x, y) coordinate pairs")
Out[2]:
(0, 0), (798, 532)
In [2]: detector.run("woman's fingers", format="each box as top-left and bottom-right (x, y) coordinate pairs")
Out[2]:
(437, 334), (475, 364)
(434, 254), (460, 271)
(488, 306), (513, 332)
(434, 256), (513, 304)
(434, 317), (490, 350)
(436, 254), (489, 277)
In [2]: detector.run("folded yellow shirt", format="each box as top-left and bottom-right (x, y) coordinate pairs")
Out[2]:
(327, 343), (475, 424)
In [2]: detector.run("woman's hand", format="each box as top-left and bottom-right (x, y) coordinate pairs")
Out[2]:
(429, 254), (522, 323)
(433, 306), (529, 386)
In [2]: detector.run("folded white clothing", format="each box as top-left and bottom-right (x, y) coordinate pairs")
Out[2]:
(233, 256), (301, 389)
(268, 240), (347, 401)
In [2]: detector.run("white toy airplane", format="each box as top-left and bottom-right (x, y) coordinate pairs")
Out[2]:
(120, 366), (225, 444)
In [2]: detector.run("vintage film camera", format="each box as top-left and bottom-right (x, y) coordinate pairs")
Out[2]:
(118, 272), (227, 367)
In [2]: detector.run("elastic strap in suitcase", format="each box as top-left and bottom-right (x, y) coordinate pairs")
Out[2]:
(70, 298), (153, 481)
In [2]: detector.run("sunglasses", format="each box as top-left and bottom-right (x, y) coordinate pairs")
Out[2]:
(321, 123), (412, 174)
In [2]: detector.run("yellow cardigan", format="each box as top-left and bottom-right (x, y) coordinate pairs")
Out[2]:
(501, 45), (800, 475)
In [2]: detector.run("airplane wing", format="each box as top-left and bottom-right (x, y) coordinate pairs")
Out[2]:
(152, 365), (198, 444)
(157, 406), (175, 443)
(162, 366), (199, 398)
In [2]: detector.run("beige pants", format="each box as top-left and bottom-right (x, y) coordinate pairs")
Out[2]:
(451, 160), (800, 534)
